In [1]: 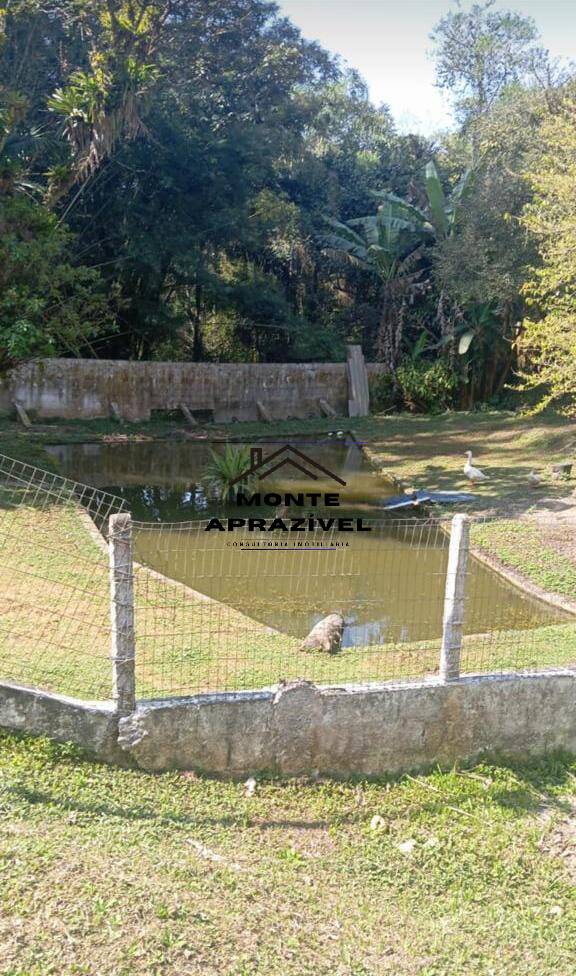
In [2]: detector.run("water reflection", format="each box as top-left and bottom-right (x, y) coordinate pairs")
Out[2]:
(46, 436), (393, 521)
(133, 518), (563, 645)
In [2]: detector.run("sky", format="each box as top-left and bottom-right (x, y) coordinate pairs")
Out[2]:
(277, 0), (576, 135)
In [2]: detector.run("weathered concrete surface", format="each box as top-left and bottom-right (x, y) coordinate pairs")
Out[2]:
(0, 360), (346, 422)
(4, 673), (575, 777)
(0, 682), (127, 765)
(347, 344), (370, 417)
(117, 673), (576, 776)
(0, 358), (389, 424)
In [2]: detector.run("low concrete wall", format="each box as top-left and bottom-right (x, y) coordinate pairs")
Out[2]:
(0, 359), (385, 423)
(0, 682), (127, 765)
(2, 673), (576, 776)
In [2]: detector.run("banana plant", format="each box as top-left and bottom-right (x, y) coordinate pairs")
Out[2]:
(451, 301), (514, 405)
(455, 300), (499, 355)
(322, 197), (429, 279)
(321, 199), (429, 374)
(373, 161), (475, 242)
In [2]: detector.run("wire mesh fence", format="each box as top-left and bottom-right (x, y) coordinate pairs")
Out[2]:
(0, 451), (575, 703)
(132, 517), (452, 697)
(131, 514), (576, 698)
(0, 454), (126, 699)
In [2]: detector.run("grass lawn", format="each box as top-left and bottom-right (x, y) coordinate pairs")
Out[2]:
(0, 408), (574, 482)
(1, 732), (576, 975)
(350, 410), (576, 505)
(471, 520), (576, 600)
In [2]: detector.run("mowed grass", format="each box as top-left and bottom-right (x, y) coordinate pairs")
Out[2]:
(471, 520), (576, 599)
(0, 500), (302, 700)
(0, 499), (575, 700)
(2, 409), (576, 611)
(2, 411), (576, 699)
(351, 410), (576, 505)
(350, 411), (576, 608)
(1, 408), (575, 504)
(0, 499), (113, 698)
(2, 732), (576, 975)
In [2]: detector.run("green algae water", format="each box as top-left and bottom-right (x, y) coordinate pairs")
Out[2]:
(48, 437), (568, 646)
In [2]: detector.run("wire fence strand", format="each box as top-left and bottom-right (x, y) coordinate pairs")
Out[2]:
(130, 513), (576, 699)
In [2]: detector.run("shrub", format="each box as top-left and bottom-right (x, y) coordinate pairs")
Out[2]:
(369, 371), (395, 413)
(396, 360), (457, 413)
(204, 445), (254, 502)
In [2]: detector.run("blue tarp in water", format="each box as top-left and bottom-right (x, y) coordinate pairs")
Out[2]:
(383, 490), (477, 510)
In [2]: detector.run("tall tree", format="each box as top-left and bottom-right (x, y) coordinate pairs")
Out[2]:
(434, 89), (544, 404)
(431, 0), (543, 147)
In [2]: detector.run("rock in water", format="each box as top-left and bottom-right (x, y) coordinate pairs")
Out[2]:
(299, 613), (344, 654)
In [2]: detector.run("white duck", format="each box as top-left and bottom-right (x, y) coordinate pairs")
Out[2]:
(463, 450), (489, 483)
(528, 470), (544, 488)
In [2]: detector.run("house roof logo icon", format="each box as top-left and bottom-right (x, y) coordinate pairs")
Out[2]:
(230, 444), (347, 487)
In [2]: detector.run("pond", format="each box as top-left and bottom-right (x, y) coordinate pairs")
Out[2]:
(46, 435), (392, 521)
(47, 437), (566, 647)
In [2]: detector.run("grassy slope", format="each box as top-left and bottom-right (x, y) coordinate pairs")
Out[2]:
(1, 409), (575, 501)
(471, 520), (576, 599)
(1, 733), (576, 976)
(352, 412), (576, 597)
(1, 409), (575, 512)
(351, 411), (576, 501)
(0, 502), (113, 698)
(0, 501), (308, 700)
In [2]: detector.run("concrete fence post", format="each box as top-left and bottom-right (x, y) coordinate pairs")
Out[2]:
(109, 513), (136, 715)
(346, 344), (370, 417)
(439, 514), (470, 682)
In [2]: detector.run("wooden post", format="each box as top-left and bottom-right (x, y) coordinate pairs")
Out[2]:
(109, 513), (136, 715)
(439, 514), (470, 682)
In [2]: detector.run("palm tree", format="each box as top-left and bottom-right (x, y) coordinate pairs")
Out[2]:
(322, 199), (429, 375)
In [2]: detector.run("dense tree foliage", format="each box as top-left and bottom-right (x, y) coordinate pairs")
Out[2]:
(1, 0), (575, 412)
(518, 92), (576, 412)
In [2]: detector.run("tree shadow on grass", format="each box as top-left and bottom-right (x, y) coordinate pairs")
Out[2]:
(4, 749), (576, 831)
(4, 784), (345, 831)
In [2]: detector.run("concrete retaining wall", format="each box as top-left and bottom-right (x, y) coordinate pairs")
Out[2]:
(0, 682), (127, 765)
(2, 673), (575, 776)
(0, 359), (384, 423)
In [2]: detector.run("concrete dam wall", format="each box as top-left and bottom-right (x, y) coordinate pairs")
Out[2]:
(0, 356), (383, 422)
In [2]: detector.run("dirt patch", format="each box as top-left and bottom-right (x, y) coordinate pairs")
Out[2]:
(540, 811), (576, 883)
(532, 496), (576, 563)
